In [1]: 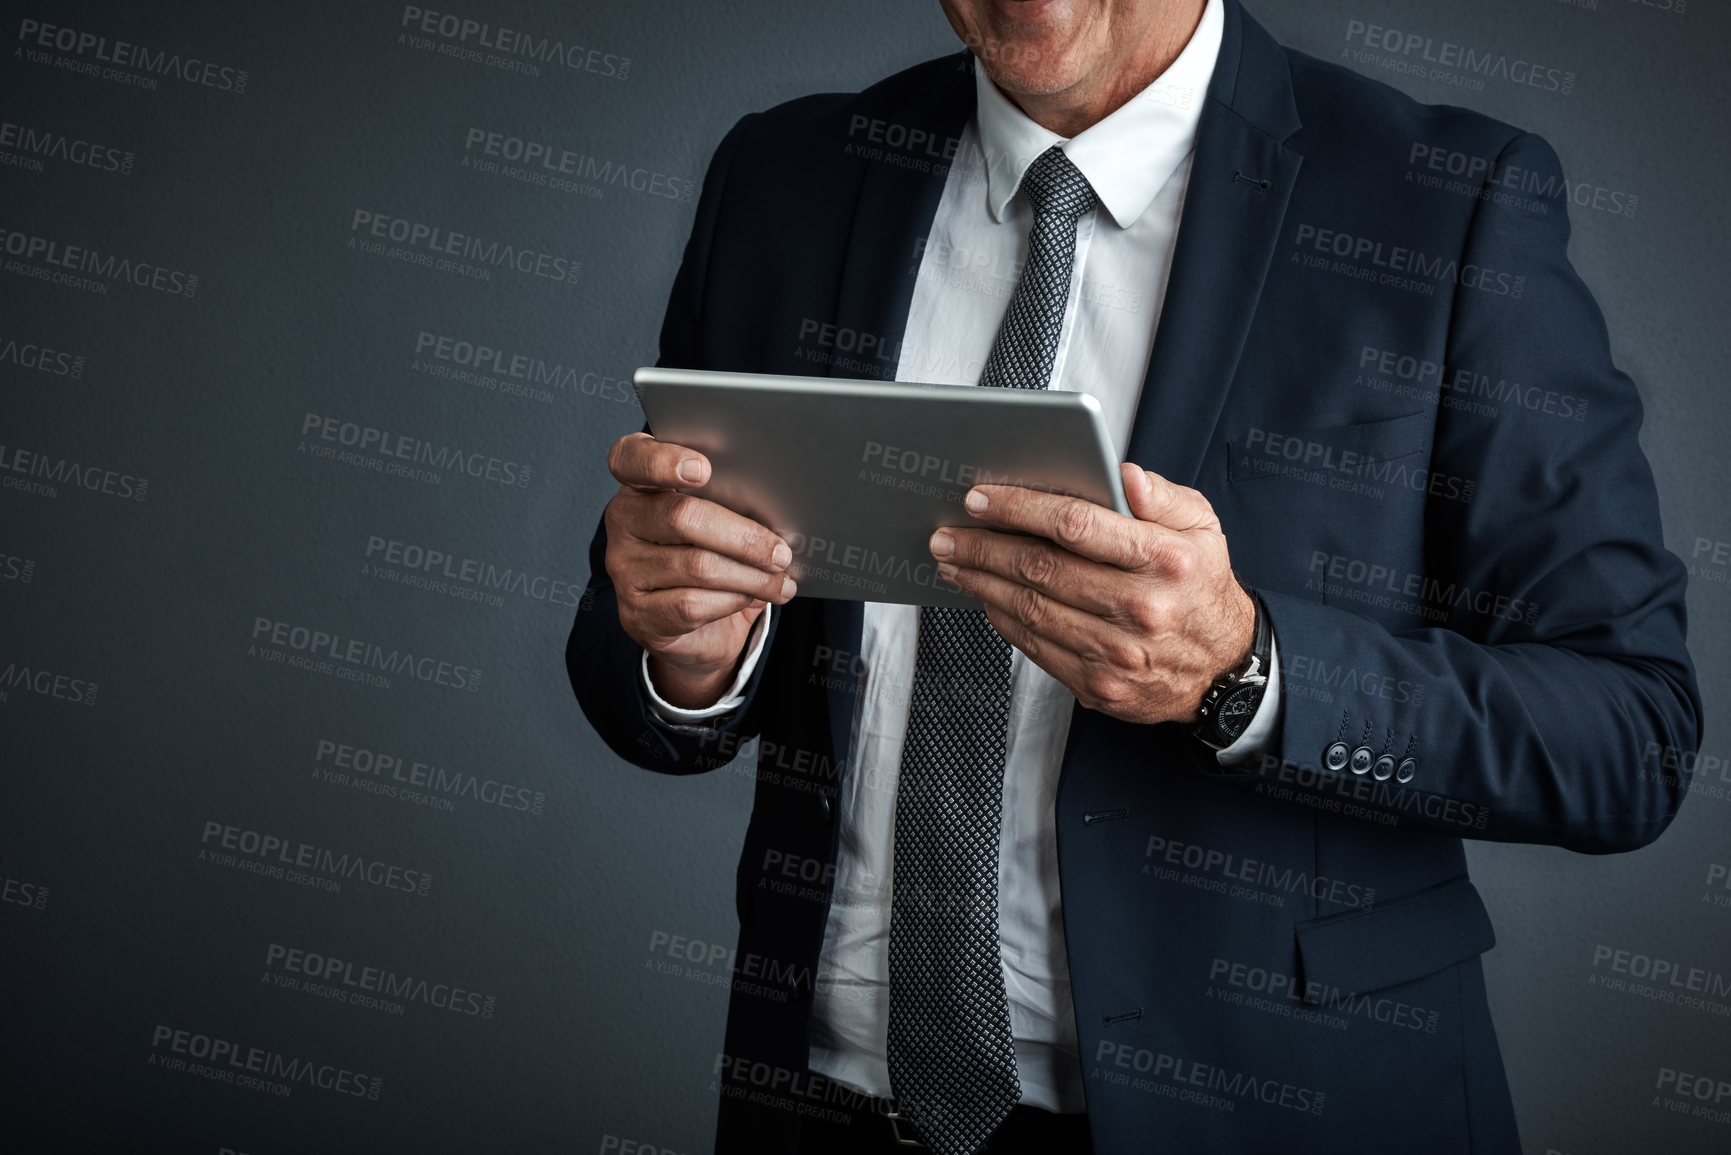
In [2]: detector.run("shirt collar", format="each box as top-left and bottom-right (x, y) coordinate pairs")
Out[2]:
(974, 0), (1223, 229)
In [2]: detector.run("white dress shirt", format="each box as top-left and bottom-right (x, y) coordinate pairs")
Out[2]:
(641, 0), (1283, 1113)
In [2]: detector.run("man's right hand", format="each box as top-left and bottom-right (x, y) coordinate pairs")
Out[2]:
(603, 431), (796, 710)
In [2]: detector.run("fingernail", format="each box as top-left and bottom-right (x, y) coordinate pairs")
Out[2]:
(780, 577), (797, 600)
(772, 542), (792, 569)
(964, 490), (988, 514)
(936, 562), (958, 582)
(676, 459), (704, 484)
(929, 530), (954, 558)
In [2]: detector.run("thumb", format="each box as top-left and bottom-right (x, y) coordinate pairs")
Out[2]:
(1120, 463), (1217, 532)
(1121, 462), (1168, 524)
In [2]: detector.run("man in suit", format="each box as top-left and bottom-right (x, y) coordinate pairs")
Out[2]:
(568, 0), (1702, 1151)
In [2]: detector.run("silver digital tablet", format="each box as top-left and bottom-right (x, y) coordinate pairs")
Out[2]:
(633, 367), (1131, 608)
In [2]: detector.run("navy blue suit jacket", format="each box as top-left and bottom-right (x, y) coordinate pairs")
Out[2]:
(568, 3), (1702, 1150)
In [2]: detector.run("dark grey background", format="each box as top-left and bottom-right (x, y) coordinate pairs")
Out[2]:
(2, 1), (1726, 1152)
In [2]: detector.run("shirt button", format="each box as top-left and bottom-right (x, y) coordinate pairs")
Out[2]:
(808, 793), (832, 826)
(1325, 742), (1350, 772)
(1349, 746), (1375, 775)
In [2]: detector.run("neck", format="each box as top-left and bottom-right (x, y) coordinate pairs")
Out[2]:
(1005, 0), (1205, 137)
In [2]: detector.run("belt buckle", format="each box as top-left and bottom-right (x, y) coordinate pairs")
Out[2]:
(884, 1106), (927, 1148)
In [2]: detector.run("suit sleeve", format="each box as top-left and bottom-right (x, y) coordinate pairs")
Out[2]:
(565, 113), (781, 775)
(1214, 131), (1703, 853)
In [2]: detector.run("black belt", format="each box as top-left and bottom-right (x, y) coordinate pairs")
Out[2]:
(795, 1093), (1093, 1154)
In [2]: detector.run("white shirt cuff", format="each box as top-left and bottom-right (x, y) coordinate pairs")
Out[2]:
(640, 602), (774, 725)
(1215, 630), (1281, 767)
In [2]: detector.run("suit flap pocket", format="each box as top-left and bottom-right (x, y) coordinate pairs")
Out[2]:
(1295, 875), (1495, 996)
(1229, 410), (1431, 483)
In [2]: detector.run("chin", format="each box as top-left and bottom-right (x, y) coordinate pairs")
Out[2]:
(977, 43), (1088, 97)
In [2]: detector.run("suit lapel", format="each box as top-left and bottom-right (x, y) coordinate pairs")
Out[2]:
(1122, 0), (1304, 489)
(1059, 1), (1305, 803)
(820, 54), (976, 774)
(826, 54), (975, 389)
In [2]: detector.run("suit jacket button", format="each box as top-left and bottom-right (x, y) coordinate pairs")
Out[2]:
(1396, 757), (1416, 783)
(1372, 754), (1396, 781)
(1325, 742), (1350, 772)
(1349, 746), (1374, 775)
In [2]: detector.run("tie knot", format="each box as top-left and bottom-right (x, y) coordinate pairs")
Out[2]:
(1018, 145), (1098, 220)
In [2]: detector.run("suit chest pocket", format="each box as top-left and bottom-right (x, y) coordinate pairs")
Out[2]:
(1227, 410), (1431, 487)
(1216, 410), (1435, 611)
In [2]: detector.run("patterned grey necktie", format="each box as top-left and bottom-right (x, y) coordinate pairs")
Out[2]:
(886, 145), (1099, 1155)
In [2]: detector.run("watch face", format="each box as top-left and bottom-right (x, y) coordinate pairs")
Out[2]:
(1215, 684), (1262, 740)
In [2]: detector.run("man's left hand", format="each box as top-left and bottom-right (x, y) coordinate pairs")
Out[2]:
(928, 463), (1255, 725)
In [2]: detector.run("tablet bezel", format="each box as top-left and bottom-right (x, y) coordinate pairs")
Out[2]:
(632, 366), (1133, 606)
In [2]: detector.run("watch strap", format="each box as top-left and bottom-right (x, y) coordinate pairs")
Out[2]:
(1193, 587), (1271, 750)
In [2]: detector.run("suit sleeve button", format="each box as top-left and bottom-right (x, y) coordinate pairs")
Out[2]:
(1372, 755), (1395, 781)
(1325, 742), (1350, 772)
(1396, 757), (1416, 783)
(1349, 746), (1375, 775)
